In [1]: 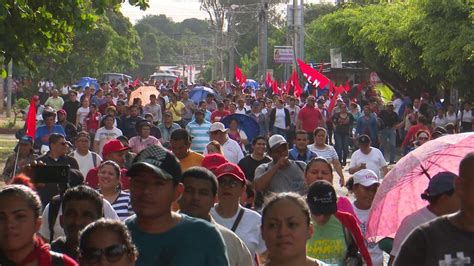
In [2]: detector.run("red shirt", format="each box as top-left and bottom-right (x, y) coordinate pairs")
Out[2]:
(85, 112), (102, 133)
(402, 124), (430, 147)
(298, 106), (323, 133)
(86, 167), (129, 190)
(210, 110), (230, 123)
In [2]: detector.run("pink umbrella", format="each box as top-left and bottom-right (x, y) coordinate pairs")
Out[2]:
(366, 132), (474, 242)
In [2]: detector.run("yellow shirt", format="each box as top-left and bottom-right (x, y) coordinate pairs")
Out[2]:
(179, 151), (204, 171)
(166, 101), (185, 122)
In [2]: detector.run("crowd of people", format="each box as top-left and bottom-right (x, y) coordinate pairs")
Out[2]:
(0, 77), (473, 265)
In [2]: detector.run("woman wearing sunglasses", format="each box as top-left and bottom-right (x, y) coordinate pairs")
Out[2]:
(78, 219), (137, 266)
(0, 185), (77, 266)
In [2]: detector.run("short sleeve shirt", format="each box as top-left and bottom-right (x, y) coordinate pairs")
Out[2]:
(254, 160), (306, 195)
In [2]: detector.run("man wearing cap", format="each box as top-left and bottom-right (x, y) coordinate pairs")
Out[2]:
(253, 134), (306, 199)
(143, 94), (162, 124)
(157, 111), (181, 147)
(179, 167), (253, 266)
(350, 169), (384, 266)
(378, 102), (401, 164)
(85, 139), (130, 190)
(125, 145), (229, 265)
(306, 180), (373, 266)
(204, 122), (244, 164)
(210, 162), (266, 264)
(72, 131), (102, 178)
(390, 171), (461, 262)
(170, 129), (204, 171)
(349, 134), (388, 178)
(186, 108), (212, 153)
(395, 154), (474, 265)
(2, 135), (36, 183)
(210, 102), (230, 123)
(62, 91), (80, 125)
(56, 109), (77, 142)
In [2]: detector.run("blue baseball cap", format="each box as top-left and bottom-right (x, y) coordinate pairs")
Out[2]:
(426, 171), (457, 196)
(19, 135), (33, 145)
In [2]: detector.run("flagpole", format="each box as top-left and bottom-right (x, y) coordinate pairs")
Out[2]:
(12, 144), (20, 180)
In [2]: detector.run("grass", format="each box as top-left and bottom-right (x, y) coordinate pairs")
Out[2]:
(0, 138), (18, 164)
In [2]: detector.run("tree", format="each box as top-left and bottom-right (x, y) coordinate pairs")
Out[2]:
(305, 0), (474, 99)
(0, 0), (149, 77)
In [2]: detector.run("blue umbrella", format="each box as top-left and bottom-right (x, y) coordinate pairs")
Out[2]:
(221, 114), (260, 143)
(76, 77), (100, 92)
(189, 86), (215, 104)
(245, 79), (259, 90)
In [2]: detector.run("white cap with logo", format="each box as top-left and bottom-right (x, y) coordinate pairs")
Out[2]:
(268, 134), (287, 150)
(353, 169), (380, 187)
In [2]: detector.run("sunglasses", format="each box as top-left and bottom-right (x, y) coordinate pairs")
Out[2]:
(418, 137), (429, 140)
(81, 244), (128, 263)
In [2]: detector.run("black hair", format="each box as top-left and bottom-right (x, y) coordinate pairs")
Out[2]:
(262, 192), (311, 226)
(181, 167), (218, 196)
(170, 128), (191, 144)
(252, 136), (266, 146)
(295, 130), (308, 139)
(0, 185), (42, 218)
(42, 110), (56, 120)
(460, 152), (474, 181)
(49, 133), (65, 147)
(62, 185), (103, 218)
(345, 177), (354, 192)
(79, 219), (137, 259)
(305, 157), (333, 174)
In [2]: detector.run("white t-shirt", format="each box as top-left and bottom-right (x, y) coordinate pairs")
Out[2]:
(390, 206), (437, 257)
(352, 203), (384, 266)
(39, 199), (120, 241)
(210, 205), (266, 265)
(235, 108), (247, 115)
(432, 115), (448, 128)
(94, 127), (123, 156)
(392, 98), (403, 114)
(274, 108), (286, 129)
(458, 109), (473, 123)
(77, 107), (89, 125)
(203, 137), (244, 164)
(445, 112), (457, 125)
(349, 148), (387, 178)
(73, 150), (102, 178)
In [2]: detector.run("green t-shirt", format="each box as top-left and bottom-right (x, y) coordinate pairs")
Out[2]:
(126, 214), (229, 266)
(307, 215), (347, 266)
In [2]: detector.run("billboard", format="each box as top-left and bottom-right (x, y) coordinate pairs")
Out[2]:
(274, 47), (293, 64)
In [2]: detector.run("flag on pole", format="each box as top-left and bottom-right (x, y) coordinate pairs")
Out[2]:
(272, 80), (279, 95)
(173, 76), (180, 92)
(344, 80), (350, 93)
(25, 96), (37, 138)
(234, 65), (243, 85)
(265, 72), (272, 88)
(297, 58), (330, 89)
(285, 76), (292, 94)
(292, 70), (302, 97)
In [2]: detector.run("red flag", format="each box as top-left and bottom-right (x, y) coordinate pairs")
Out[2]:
(280, 82), (285, 93)
(234, 65), (242, 84)
(344, 80), (350, 93)
(25, 96), (37, 138)
(285, 76), (292, 94)
(297, 58), (330, 89)
(292, 71), (302, 97)
(173, 76), (180, 92)
(318, 63), (324, 73)
(265, 72), (272, 88)
(132, 76), (140, 87)
(272, 80), (279, 95)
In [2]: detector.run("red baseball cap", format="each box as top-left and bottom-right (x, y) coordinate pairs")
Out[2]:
(201, 154), (227, 172)
(102, 139), (130, 158)
(215, 162), (246, 183)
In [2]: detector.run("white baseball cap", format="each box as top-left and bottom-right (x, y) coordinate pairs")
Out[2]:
(353, 169), (380, 187)
(209, 122), (228, 133)
(268, 134), (287, 150)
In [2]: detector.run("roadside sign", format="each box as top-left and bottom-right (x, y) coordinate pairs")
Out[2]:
(274, 47), (293, 64)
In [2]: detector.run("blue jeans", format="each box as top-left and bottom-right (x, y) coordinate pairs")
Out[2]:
(380, 127), (396, 162)
(271, 127), (287, 139)
(334, 132), (350, 164)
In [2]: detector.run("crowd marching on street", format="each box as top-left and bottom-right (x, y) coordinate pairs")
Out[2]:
(0, 76), (473, 266)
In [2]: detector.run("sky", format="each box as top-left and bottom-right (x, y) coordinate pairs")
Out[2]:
(121, 0), (326, 24)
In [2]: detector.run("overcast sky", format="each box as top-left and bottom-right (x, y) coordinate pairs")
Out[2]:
(121, 0), (325, 24)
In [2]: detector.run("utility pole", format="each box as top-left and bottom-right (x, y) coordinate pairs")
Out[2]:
(258, 0), (268, 81)
(227, 11), (235, 82)
(300, 0), (304, 60)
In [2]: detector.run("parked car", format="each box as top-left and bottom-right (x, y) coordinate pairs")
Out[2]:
(102, 73), (132, 83)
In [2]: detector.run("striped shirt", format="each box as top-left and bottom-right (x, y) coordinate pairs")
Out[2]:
(307, 144), (339, 162)
(186, 120), (212, 153)
(110, 191), (133, 221)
